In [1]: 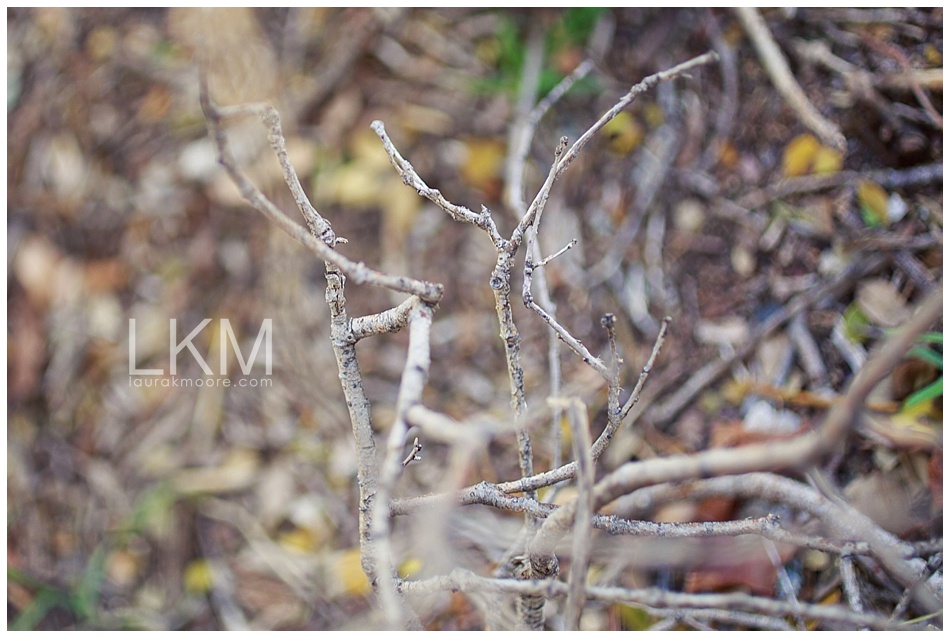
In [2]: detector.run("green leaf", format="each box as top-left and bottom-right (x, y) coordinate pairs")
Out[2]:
(616, 603), (655, 630)
(842, 303), (870, 343)
(907, 345), (943, 369)
(904, 378), (943, 409)
(856, 180), (889, 227)
(9, 587), (69, 631)
(71, 545), (108, 620)
(561, 7), (608, 44)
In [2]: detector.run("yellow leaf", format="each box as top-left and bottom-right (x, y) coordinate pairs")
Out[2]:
(600, 111), (643, 156)
(722, 377), (749, 405)
(277, 526), (320, 554)
(331, 548), (371, 597)
(332, 162), (384, 208)
(856, 179), (889, 227)
(782, 133), (821, 177)
(184, 559), (214, 593)
(812, 145), (843, 174)
(924, 44), (942, 66)
(381, 176), (422, 239)
(460, 139), (505, 192)
(348, 128), (393, 172)
(398, 557), (424, 579)
(558, 413), (573, 448)
(643, 102), (665, 128)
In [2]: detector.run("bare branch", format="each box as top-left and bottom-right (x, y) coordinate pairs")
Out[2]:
(841, 556), (865, 614)
(200, 78), (443, 304)
(620, 316), (670, 421)
(401, 437), (423, 468)
(734, 7), (846, 150)
(504, 49), (591, 472)
(512, 50), (719, 248)
(350, 296), (418, 342)
(562, 398), (594, 631)
(648, 254), (885, 426)
(399, 568), (905, 630)
(371, 120), (505, 246)
(528, 286), (943, 586)
(522, 140), (610, 380)
(389, 315), (672, 517)
(370, 301), (434, 628)
(213, 102), (335, 244)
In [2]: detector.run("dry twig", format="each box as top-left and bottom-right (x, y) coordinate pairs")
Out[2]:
(734, 7), (847, 150)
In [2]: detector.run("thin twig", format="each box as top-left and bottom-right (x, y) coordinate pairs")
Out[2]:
(398, 568), (905, 630)
(214, 102), (335, 244)
(523, 141), (610, 380)
(389, 318), (672, 516)
(511, 51), (719, 250)
(503, 20), (569, 494)
(371, 120), (504, 246)
(738, 162), (943, 212)
(841, 556), (865, 614)
(373, 114), (539, 526)
(201, 85), (443, 304)
(561, 398), (594, 630)
(620, 316), (670, 421)
(401, 437), (423, 467)
(370, 301), (434, 629)
(201, 76), (401, 600)
(528, 286), (943, 586)
(537, 239), (578, 268)
(734, 7), (846, 150)
(648, 254), (885, 427)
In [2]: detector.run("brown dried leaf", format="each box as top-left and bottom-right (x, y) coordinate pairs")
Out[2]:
(929, 451), (942, 509)
(684, 536), (796, 596)
(855, 278), (911, 327)
(844, 470), (931, 536)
